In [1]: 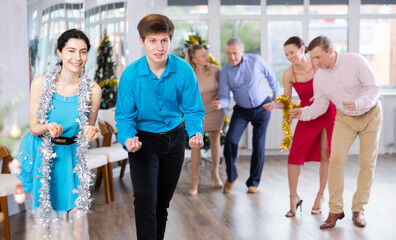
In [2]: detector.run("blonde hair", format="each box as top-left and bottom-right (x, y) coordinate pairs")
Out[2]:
(185, 44), (211, 76)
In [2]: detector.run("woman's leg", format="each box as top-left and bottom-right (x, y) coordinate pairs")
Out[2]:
(68, 207), (89, 240)
(209, 130), (222, 188)
(189, 148), (201, 195)
(286, 164), (302, 217)
(312, 129), (329, 214)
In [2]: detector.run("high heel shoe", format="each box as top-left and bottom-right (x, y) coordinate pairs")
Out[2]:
(188, 176), (200, 196)
(211, 171), (223, 189)
(311, 192), (325, 215)
(285, 195), (303, 217)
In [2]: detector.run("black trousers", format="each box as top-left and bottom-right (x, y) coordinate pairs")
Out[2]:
(128, 123), (185, 240)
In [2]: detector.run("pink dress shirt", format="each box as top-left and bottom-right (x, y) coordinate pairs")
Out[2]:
(301, 52), (381, 121)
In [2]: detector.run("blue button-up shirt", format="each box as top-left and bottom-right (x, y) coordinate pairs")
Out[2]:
(219, 53), (279, 109)
(115, 54), (205, 151)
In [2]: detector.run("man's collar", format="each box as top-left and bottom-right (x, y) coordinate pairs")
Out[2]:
(137, 54), (177, 77)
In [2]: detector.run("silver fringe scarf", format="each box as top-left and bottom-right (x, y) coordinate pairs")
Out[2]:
(36, 64), (94, 233)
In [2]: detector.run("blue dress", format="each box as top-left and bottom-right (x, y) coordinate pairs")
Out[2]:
(17, 92), (80, 211)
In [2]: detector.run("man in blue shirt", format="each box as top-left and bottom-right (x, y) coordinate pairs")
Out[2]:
(213, 38), (279, 194)
(115, 14), (205, 240)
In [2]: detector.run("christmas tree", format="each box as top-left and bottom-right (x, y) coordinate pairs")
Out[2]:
(94, 34), (118, 109)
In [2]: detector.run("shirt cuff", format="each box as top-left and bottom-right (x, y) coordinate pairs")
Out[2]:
(300, 107), (311, 121)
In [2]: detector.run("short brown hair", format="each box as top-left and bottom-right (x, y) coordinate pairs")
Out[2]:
(137, 14), (174, 42)
(307, 35), (333, 52)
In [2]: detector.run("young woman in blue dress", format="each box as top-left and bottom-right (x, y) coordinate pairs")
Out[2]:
(19, 29), (102, 217)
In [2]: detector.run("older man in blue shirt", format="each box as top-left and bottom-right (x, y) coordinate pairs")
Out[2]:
(115, 14), (205, 240)
(213, 38), (279, 194)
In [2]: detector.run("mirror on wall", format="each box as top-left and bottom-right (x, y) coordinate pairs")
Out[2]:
(27, 0), (128, 81)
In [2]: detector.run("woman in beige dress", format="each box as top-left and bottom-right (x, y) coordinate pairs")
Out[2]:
(185, 45), (225, 195)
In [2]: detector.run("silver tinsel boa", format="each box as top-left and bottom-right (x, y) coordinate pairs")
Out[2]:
(36, 64), (94, 236)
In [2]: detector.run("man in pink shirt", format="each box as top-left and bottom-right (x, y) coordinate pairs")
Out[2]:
(290, 36), (382, 229)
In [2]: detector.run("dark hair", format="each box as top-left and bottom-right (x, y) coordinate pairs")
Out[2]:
(284, 36), (307, 54)
(137, 14), (175, 42)
(57, 28), (90, 52)
(307, 35), (333, 52)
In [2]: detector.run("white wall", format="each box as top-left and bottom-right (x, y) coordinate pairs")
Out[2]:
(0, 0), (30, 128)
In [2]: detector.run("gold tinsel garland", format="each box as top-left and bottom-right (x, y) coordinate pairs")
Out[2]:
(276, 95), (300, 152)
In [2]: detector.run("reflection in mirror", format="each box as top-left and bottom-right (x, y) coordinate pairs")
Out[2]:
(27, 0), (127, 81)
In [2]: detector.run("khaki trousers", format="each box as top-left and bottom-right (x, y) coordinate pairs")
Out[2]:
(328, 101), (382, 213)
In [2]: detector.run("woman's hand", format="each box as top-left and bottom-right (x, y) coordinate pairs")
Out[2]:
(125, 137), (142, 153)
(84, 125), (100, 141)
(189, 132), (203, 149)
(212, 100), (222, 110)
(48, 122), (63, 138)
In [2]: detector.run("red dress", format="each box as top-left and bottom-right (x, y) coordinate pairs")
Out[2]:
(288, 67), (336, 165)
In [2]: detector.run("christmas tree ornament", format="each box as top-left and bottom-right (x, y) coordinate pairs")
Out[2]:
(14, 181), (26, 204)
(9, 124), (22, 138)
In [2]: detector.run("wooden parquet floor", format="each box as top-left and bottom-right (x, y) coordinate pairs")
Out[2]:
(2, 154), (396, 240)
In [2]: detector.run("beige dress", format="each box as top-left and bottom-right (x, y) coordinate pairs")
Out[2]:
(195, 65), (225, 131)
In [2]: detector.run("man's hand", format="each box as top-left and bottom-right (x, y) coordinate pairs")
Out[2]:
(263, 102), (275, 111)
(84, 126), (100, 141)
(212, 100), (222, 110)
(342, 100), (357, 113)
(125, 137), (142, 153)
(189, 132), (203, 149)
(48, 122), (63, 138)
(289, 108), (302, 121)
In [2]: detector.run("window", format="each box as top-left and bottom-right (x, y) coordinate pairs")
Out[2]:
(266, 0), (303, 15)
(360, 18), (396, 86)
(170, 20), (209, 58)
(268, 21), (302, 84)
(85, 2), (128, 78)
(221, 20), (260, 65)
(360, 0), (396, 86)
(32, 3), (83, 77)
(309, 19), (348, 52)
(221, 0), (261, 15)
(167, 0), (208, 15)
(309, 0), (348, 15)
(165, 0), (396, 87)
(361, 0), (396, 14)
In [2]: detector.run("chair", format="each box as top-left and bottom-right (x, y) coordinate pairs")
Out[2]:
(86, 153), (111, 204)
(90, 122), (128, 201)
(1, 146), (19, 240)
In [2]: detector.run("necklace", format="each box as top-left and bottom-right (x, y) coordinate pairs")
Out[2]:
(36, 63), (94, 230)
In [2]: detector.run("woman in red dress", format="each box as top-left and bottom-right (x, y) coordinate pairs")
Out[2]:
(264, 36), (336, 217)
